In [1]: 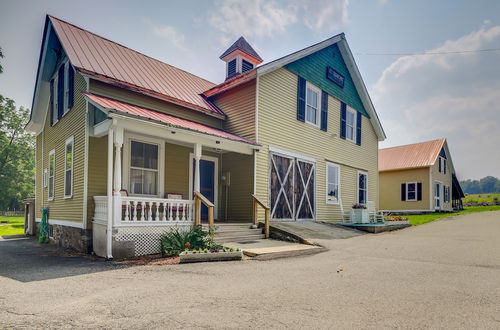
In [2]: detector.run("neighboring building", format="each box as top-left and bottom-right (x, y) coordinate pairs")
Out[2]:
(379, 139), (464, 213)
(27, 15), (385, 257)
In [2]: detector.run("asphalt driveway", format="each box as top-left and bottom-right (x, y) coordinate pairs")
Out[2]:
(1, 211), (499, 329)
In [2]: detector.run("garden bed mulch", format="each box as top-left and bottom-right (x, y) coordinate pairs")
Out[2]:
(118, 254), (180, 266)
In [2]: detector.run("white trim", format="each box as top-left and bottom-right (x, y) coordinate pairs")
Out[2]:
(82, 76), (90, 229)
(48, 149), (55, 201)
(63, 136), (74, 199)
(405, 182), (417, 202)
(345, 106), (357, 143)
(35, 218), (84, 228)
(63, 61), (70, 115)
(434, 180), (442, 210)
(326, 162), (340, 205)
(255, 74), (259, 142)
(122, 132), (165, 198)
(268, 146), (316, 163)
(356, 170), (368, 205)
(429, 166), (433, 210)
(188, 153), (219, 217)
(305, 82), (321, 127)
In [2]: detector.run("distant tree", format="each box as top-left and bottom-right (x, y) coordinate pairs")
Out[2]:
(0, 95), (34, 210)
(460, 176), (500, 194)
(0, 47), (3, 73)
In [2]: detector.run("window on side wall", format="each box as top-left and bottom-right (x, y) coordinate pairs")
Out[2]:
(305, 82), (320, 126)
(326, 163), (340, 204)
(52, 76), (59, 125)
(130, 140), (159, 195)
(346, 107), (357, 142)
(357, 171), (368, 205)
(64, 136), (74, 198)
(63, 61), (70, 115)
(48, 149), (55, 201)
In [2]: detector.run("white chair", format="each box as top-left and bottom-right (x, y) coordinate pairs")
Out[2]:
(338, 198), (352, 223)
(367, 201), (384, 223)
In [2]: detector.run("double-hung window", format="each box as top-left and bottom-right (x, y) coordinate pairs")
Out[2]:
(63, 62), (70, 115)
(406, 182), (417, 201)
(305, 82), (320, 126)
(64, 136), (74, 198)
(48, 149), (55, 201)
(52, 75), (59, 124)
(346, 107), (357, 142)
(326, 163), (340, 204)
(439, 156), (447, 174)
(130, 140), (159, 195)
(357, 171), (368, 205)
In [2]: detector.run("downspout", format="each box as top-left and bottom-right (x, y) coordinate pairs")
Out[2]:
(106, 125), (115, 260)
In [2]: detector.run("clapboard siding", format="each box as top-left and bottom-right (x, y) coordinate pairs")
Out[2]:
(89, 80), (222, 129)
(87, 136), (108, 226)
(379, 168), (430, 211)
(35, 133), (43, 218)
(35, 72), (87, 224)
(213, 80), (256, 140)
(255, 68), (379, 222)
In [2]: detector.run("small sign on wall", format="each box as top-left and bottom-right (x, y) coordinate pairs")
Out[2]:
(326, 66), (344, 88)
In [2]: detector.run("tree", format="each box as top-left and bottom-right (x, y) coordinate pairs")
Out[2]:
(0, 95), (34, 210)
(0, 47), (3, 73)
(460, 176), (500, 194)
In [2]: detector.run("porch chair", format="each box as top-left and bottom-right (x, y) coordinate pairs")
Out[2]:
(367, 201), (385, 223)
(165, 193), (185, 216)
(338, 198), (352, 223)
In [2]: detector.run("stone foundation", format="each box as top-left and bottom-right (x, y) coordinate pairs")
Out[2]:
(35, 223), (92, 253)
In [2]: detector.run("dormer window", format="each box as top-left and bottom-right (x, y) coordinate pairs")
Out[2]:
(220, 36), (263, 80)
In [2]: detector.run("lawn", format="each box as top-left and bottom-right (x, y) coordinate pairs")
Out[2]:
(0, 216), (25, 237)
(463, 193), (500, 204)
(405, 205), (500, 226)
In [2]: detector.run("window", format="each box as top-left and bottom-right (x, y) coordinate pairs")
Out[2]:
(406, 182), (417, 201)
(444, 185), (450, 203)
(63, 62), (70, 115)
(129, 140), (159, 195)
(357, 171), (368, 205)
(346, 107), (357, 142)
(439, 156), (447, 174)
(435, 182), (441, 208)
(242, 59), (253, 72)
(305, 82), (320, 126)
(326, 163), (340, 204)
(52, 75), (58, 125)
(48, 150), (55, 201)
(64, 137), (74, 198)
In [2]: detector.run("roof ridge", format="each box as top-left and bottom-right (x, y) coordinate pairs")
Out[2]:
(379, 138), (446, 151)
(47, 14), (216, 87)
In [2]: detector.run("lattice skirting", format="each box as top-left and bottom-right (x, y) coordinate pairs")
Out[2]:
(114, 225), (190, 256)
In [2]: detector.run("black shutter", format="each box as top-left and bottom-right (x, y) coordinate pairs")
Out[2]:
(340, 102), (346, 139)
(320, 90), (328, 131)
(68, 64), (74, 109)
(57, 65), (64, 119)
(401, 183), (406, 201)
(297, 76), (306, 122)
(444, 159), (447, 174)
(417, 183), (422, 201)
(356, 111), (362, 146)
(49, 79), (54, 125)
(438, 158), (442, 173)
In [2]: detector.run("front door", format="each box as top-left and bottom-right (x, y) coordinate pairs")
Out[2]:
(192, 159), (216, 220)
(435, 182), (442, 210)
(270, 153), (315, 221)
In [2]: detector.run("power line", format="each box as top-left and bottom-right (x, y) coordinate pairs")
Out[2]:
(355, 48), (500, 56)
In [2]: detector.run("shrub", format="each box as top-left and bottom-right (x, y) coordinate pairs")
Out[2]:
(160, 225), (219, 256)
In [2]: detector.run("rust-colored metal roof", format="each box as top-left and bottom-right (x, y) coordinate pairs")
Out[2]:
(49, 16), (223, 118)
(202, 69), (256, 98)
(379, 139), (446, 172)
(84, 93), (259, 146)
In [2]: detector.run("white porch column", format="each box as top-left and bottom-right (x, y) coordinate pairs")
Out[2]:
(106, 127), (114, 259)
(194, 143), (202, 194)
(113, 127), (124, 226)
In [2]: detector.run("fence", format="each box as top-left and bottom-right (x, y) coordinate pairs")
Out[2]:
(0, 211), (24, 216)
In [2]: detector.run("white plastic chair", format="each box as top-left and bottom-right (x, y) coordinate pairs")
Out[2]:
(367, 201), (384, 223)
(338, 198), (352, 223)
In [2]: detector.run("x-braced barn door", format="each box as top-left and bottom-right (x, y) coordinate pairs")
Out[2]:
(270, 153), (315, 221)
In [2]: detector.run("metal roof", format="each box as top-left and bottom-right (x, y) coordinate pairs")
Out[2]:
(49, 16), (223, 117)
(219, 36), (263, 62)
(84, 93), (259, 146)
(379, 139), (446, 172)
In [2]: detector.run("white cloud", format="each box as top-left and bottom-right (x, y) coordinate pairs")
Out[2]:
(372, 25), (500, 179)
(296, 0), (350, 32)
(151, 24), (187, 51)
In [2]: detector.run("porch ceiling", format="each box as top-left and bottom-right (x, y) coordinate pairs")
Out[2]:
(84, 93), (260, 150)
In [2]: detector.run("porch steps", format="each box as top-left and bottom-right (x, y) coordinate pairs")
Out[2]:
(210, 224), (265, 243)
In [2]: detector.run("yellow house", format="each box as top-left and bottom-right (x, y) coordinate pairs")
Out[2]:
(27, 16), (385, 258)
(379, 139), (464, 213)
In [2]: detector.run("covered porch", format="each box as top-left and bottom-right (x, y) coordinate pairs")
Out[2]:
(86, 93), (265, 258)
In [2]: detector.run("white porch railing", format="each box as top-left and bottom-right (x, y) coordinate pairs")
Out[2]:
(93, 196), (194, 225)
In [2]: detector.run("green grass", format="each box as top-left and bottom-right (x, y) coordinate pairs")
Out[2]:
(463, 193), (500, 204)
(0, 216), (25, 237)
(405, 205), (500, 226)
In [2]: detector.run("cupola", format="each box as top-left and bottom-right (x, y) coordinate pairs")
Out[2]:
(220, 36), (263, 80)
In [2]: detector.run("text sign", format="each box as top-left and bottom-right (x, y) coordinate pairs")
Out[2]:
(326, 67), (344, 88)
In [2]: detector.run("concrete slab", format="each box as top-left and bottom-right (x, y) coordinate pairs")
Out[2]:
(223, 239), (325, 260)
(269, 221), (365, 244)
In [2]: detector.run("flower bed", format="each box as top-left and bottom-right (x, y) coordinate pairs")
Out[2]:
(179, 247), (243, 263)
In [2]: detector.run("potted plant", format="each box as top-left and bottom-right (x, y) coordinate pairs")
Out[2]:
(350, 203), (369, 224)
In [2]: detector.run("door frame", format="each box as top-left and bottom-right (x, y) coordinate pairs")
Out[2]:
(434, 180), (442, 210)
(268, 147), (316, 221)
(189, 153), (219, 217)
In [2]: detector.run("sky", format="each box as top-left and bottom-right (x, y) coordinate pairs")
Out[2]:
(1, 0), (499, 180)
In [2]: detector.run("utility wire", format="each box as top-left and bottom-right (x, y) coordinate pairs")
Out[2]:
(355, 48), (500, 56)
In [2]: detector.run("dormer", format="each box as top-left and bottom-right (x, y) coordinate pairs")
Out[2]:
(220, 36), (263, 80)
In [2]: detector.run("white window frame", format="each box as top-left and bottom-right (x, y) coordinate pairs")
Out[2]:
(52, 75), (59, 125)
(64, 136), (74, 198)
(439, 156), (447, 174)
(122, 133), (165, 197)
(63, 61), (70, 115)
(48, 149), (55, 201)
(345, 106), (357, 142)
(435, 181), (442, 209)
(305, 82), (321, 127)
(326, 162), (340, 205)
(406, 182), (417, 202)
(357, 171), (368, 205)
(43, 168), (48, 188)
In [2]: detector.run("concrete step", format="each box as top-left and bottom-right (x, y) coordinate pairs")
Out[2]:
(214, 233), (266, 243)
(215, 228), (263, 237)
